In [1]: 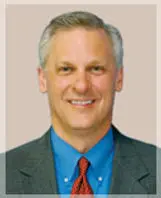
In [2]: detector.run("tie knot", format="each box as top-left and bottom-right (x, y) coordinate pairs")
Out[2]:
(78, 157), (90, 175)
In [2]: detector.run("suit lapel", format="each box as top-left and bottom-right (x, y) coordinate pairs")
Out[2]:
(109, 126), (149, 194)
(18, 129), (58, 194)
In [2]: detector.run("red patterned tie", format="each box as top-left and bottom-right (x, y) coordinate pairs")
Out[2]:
(71, 157), (93, 197)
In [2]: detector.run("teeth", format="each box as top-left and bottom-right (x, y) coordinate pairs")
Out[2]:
(71, 100), (93, 105)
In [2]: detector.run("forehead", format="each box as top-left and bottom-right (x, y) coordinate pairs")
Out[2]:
(47, 27), (114, 65)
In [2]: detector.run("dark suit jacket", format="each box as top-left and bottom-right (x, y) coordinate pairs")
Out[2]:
(3, 126), (158, 194)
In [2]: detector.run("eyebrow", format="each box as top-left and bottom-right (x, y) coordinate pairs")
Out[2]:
(55, 59), (107, 67)
(55, 61), (74, 66)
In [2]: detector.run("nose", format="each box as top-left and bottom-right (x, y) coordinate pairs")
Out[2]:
(72, 71), (91, 94)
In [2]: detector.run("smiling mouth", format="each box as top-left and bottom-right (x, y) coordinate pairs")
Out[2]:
(68, 100), (96, 107)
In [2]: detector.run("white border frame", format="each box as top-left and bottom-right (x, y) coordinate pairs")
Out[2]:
(1, 0), (161, 197)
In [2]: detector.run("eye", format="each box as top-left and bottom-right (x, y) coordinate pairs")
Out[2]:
(90, 65), (105, 74)
(58, 66), (73, 75)
(92, 66), (101, 71)
(61, 66), (72, 71)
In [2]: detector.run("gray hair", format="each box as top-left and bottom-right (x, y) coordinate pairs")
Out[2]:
(38, 11), (124, 69)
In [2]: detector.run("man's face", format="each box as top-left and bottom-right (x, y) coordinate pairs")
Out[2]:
(38, 28), (123, 134)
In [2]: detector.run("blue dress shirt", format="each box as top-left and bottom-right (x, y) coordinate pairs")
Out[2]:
(50, 126), (115, 195)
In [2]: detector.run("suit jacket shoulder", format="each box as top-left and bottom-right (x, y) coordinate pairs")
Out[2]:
(6, 132), (49, 170)
(110, 125), (158, 194)
(114, 126), (156, 165)
(5, 128), (58, 194)
(0, 133), (51, 195)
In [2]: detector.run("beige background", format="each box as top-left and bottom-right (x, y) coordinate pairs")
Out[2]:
(6, 4), (157, 151)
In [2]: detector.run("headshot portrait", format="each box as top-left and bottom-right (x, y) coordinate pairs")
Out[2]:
(1, 4), (160, 197)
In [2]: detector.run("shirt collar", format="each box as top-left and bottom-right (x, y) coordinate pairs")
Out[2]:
(84, 127), (114, 179)
(50, 127), (82, 181)
(50, 126), (114, 181)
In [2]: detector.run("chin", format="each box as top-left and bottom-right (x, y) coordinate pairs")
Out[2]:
(68, 121), (95, 131)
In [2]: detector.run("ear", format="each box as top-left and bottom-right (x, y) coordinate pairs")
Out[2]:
(37, 67), (47, 93)
(115, 66), (123, 92)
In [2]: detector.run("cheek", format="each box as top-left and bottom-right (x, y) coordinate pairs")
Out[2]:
(92, 75), (114, 94)
(47, 76), (71, 96)
(55, 78), (71, 90)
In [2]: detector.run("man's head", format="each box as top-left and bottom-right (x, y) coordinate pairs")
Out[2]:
(37, 11), (123, 138)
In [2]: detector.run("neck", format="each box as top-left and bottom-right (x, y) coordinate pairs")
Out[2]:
(51, 119), (112, 154)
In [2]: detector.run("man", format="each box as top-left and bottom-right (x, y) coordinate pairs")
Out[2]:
(4, 11), (158, 195)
